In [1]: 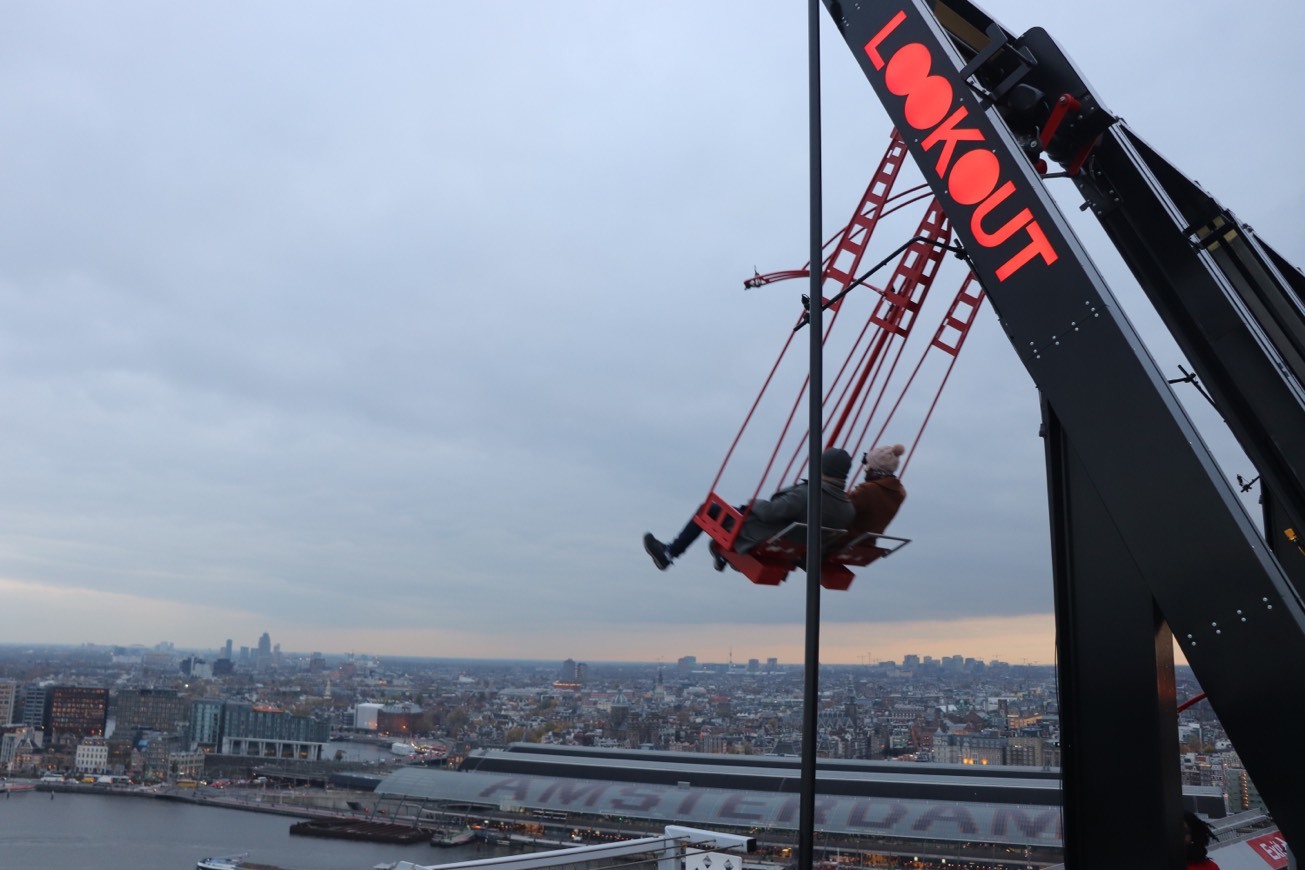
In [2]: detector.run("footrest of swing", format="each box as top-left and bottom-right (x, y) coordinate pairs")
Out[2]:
(720, 548), (793, 586)
(818, 563), (856, 591)
(694, 492), (744, 550)
(827, 533), (911, 567)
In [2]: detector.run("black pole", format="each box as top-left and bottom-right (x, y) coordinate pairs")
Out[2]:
(798, 1), (822, 869)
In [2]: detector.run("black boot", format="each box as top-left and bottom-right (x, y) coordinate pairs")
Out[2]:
(643, 533), (672, 570)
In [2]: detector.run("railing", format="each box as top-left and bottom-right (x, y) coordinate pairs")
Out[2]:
(392, 825), (756, 870)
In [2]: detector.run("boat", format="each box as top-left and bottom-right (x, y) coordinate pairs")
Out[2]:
(432, 827), (476, 847)
(197, 855), (248, 870)
(290, 817), (427, 844)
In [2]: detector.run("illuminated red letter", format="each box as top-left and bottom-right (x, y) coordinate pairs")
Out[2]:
(996, 221), (1059, 280)
(971, 181), (1032, 247)
(920, 106), (984, 176)
(947, 150), (1000, 206)
(865, 10), (907, 70)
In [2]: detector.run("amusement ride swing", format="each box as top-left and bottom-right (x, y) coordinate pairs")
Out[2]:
(691, 130), (988, 590)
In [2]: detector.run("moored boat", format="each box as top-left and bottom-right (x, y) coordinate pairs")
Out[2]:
(197, 854), (248, 870)
(432, 827), (476, 847)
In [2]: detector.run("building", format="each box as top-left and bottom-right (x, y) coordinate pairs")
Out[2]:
(180, 657), (213, 679)
(377, 702), (428, 736)
(169, 749), (205, 780)
(74, 737), (109, 774)
(933, 727), (1007, 766)
(191, 699), (224, 749)
(1, 727), (38, 774)
(382, 744), (1066, 866)
(44, 686), (108, 746)
(0, 679), (16, 724)
(377, 744), (1232, 868)
(115, 688), (190, 736)
(21, 685), (47, 730)
(354, 702), (385, 731)
(0, 724), (35, 770)
(191, 700), (328, 760)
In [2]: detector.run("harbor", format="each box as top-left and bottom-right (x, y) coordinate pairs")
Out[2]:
(3, 777), (680, 867)
(0, 787), (507, 870)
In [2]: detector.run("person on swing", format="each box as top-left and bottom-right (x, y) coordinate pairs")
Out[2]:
(643, 447), (856, 572)
(841, 443), (907, 546)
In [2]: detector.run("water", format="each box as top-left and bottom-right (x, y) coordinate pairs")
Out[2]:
(0, 790), (505, 870)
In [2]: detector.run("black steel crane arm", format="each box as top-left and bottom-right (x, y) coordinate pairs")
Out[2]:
(1075, 124), (1305, 605)
(820, 0), (1305, 865)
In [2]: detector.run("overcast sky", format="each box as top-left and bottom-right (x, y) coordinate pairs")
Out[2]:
(0, 1), (1300, 667)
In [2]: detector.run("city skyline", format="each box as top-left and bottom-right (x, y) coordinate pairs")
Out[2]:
(2, 627), (1054, 669)
(0, 2), (1299, 666)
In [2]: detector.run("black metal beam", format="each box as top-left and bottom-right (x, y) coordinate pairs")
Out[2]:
(1044, 401), (1184, 867)
(821, 0), (1305, 857)
(1077, 126), (1305, 606)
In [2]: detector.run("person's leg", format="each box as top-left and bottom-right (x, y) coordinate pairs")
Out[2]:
(666, 514), (705, 558)
(644, 504), (717, 569)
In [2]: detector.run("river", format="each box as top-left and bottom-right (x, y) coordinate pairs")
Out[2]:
(0, 789), (510, 870)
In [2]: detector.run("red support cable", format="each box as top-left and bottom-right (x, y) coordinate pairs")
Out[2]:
(829, 199), (952, 445)
(930, 272), (986, 356)
(773, 197), (954, 485)
(745, 131), (910, 293)
(892, 273), (986, 478)
(696, 132), (982, 587)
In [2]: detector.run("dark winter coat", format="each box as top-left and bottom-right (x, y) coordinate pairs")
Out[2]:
(844, 473), (907, 542)
(736, 477), (856, 554)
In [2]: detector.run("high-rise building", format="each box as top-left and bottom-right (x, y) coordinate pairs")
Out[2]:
(224, 639), (233, 660)
(21, 685), (47, 729)
(191, 699), (224, 748)
(0, 680), (16, 725)
(114, 688), (189, 736)
(558, 659), (577, 682)
(44, 686), (109, 746)
(180, 657), (212, 679)
(258, 632), (272, 656)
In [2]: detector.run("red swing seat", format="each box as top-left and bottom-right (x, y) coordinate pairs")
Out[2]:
(693, 495), (911, 590)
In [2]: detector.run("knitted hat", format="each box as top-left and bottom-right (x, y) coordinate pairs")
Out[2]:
(821, 447), (852, 480)
(865, 443), (905, 474)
